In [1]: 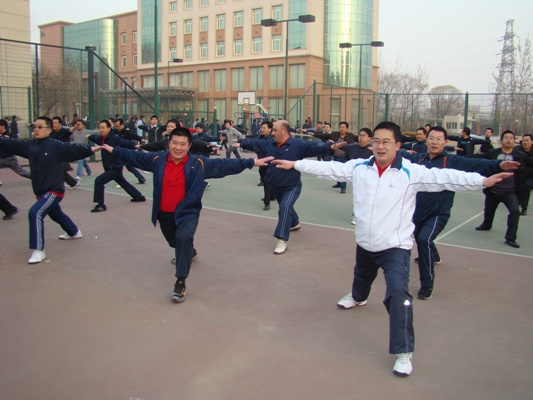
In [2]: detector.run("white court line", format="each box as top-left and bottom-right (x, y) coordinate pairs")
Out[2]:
(432, 242), (533, 260)
(435, 211), (483, 241)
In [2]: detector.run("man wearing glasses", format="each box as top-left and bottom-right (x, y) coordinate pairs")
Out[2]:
(272, 121), (510, 377)
(401, 126), (519, 300)
(0, 116), (99, 264)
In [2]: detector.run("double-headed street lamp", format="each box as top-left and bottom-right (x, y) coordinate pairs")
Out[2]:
(262, 14), (315, 119)
(167, 58), (184, 117)
(339, 41), (384, 130)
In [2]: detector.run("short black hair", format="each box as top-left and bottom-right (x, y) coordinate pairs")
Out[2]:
(486, 127), (493, 133)
(99, 120), (112, 128)
(359, 127), (373, 137)
(523, 134), (533, 141)
(37, 116), (53, 129)
(462, 127), (471, 136)
(115, 118), (125, 126)
(339, 121), (349, 128)
(52, 116), (63, 125)
(261, 120), (273, 129)
(416, 127), (427, 135)
(500, 129), (514, 141)
(77, 119), (87, 126)
(0, 119), (8, 130)
(428, 126), (448, 140)
(373, 121), (402, 142)
(169, 127), (192, 143)
(150, 115), (158, 120)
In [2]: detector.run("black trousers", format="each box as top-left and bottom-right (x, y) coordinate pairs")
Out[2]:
(480, 188), (520, 241)
(259, 166), (275, 205)
(0, 193), (17, 215)
(93, 168), (144, 205)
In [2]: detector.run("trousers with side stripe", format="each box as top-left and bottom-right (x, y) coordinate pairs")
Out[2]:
(273, 183), (302, 241)
(28, 192), (78, 250)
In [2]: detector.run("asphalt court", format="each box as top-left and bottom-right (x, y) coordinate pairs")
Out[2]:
(1, 156), (532, 400)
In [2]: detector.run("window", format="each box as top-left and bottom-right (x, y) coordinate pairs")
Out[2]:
(234, 39), (243, 55)
(290, 64), (305, 89)
(200, 17), (208, 32)
(170, 72), (193, 88)
(272, 35), (282, 51)
(250, 66), (264, 90)
(200, 0), (208, 6)
(200, 43), (208, 58)
(273, 5), (282, 21)
(184, 19), (192, 34)
(169, 1), (177, 12)
(131, 77), (137, 88)
(214, 69), (226, 91)
(184, 0), (192, 10)
(133, 31), (138, 44)
(216, 0), (225, 3)
(184, 45), (192, 60)
(133, 54), (138, 66)
(269, 98), (283, 116)
(169, 47), (177, 60)
(252, 37), (262, 53)
(234, 11), (243, 27)
(252, 8), (262, 25)
(232, 68), (244, 91)
(216, 41), (225, 57)
(121, 33), (127, 45)
(269, 65), (284, 90)
(216, 14), (225, 30)
(214, 99), (226, 120)
(198, 70), (210, 92)
(169, 22), (177, 36)
(121, 56), (127, 67)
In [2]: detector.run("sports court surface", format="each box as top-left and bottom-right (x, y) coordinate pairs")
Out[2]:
(1, 153), (532, 400)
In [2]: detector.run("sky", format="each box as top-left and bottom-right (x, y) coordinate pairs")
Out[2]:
(29, 0), (533, 94)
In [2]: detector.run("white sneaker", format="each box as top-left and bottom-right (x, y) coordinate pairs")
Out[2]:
(28, 250), (46, 264)
(75, 176), (82, 181)
(274, 239), (287, 254)
(337, 293), (368, 309)
(290, 222), (301, 231)
(351, 218), (356, 225)
(59, 229), (83, 240)
(115, 184), (122, 189)
(68, 181), (80, 190)
(393, 353), (413, 377)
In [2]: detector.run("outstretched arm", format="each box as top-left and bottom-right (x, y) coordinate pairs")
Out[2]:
(483, 172), (513, 187)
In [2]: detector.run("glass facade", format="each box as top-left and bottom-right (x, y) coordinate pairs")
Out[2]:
(288, 0), (307, 50)
(63, 19), (116, 89)
(323, 0), (375, 87)
(141, 0), (162, 64)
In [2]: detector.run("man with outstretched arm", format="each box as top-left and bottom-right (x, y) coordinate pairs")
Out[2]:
(272, 121), (510, 378)
(98, 127), (273, 303)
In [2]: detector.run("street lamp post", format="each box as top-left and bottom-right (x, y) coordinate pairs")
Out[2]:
(339, 41), (384, 130)
(167, 58), (184, 118)
(262, 14), (315, 120)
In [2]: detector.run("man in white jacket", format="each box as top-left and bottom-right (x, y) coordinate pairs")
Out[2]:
(273, 121), (510, 378)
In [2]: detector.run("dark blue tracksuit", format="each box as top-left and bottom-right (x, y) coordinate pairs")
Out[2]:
(0, 137), (93, 250)
(113, 147), (256, 280)
(402, 151), (502, 289)
(240, 136), (332, 241)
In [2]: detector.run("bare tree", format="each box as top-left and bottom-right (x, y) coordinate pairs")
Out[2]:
(378, 59), (429, 131)
(428, 85), (465, 121)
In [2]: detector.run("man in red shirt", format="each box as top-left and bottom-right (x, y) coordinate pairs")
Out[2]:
(99, 127), (272, 303)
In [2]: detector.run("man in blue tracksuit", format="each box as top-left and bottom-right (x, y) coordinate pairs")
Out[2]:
(99, 127), (272, 303)
(0, 116), (97, 264)
(448, 127), (489, 156)
(401, 126), (519, 300)
(234, 120), (334, 254)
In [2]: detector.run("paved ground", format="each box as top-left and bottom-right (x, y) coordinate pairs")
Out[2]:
(1, 154), (532, 400)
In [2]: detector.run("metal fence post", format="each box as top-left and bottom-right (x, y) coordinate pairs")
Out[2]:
(464, 92), (469, 130)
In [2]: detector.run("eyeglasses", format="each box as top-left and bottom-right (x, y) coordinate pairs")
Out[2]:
(427, 137), (445, 142)
(33, 125), (49, 130)
(371, 138), (395, 146)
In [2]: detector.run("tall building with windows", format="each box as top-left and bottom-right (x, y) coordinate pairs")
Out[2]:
(39, 0), (381, 128)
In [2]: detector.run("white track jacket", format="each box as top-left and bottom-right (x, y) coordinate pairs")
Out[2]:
(295, 154), (485, 252)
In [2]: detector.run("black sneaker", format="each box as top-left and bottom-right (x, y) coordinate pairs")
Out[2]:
(131, 196), (146, 202)
(414, 257), (441, 265)
(172, 280), (186, 303)
(332, 184), (341, 188)
(520, 207), (527, 216)
(504, 239), (520, 248)
(475, 225), (491, 231)
(417, 287), (433, 300)
(3, 207), (19, 220)
(91, 204), (107, 213)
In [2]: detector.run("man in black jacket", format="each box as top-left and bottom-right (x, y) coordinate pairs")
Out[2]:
(51, 116), (79, 189)
(114, 118), (146, 184)
(88, 120), (146, 212)
(0, 116), (98, 264)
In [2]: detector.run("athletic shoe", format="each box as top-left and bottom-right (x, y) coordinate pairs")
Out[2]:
(59, 229), (83, 240)
(28, 250), (46, 264)
(417, 287), (433, 300)
(137, 180), (146, 184)
(115, 185), (122, 189)
(257, 181), (264, 186)
(290, 222), (301, 231)
(68, 181), (80, 190)
(172, 280), (186, 303)
(274, 239), (287, 254)
(130, 196), (146, 202)
(504, 239), (520, 248)
(263, 204), (270, 211)
(75, 176), (82, 181)
(204, 181), (210, 189)
(475, 225), (491, 231)
(332, 184), (341, 188)
(414, 257), (441, 265)
(91, 204), (107, 213)
(520, 207), (527, 216)
(337, 293), (367, 309)
(3, 207), (19, 220)
(0, 181), (2, 186)
(351, 218), (356, 225)
(393, 353), (413, 377)
(340, 188), (346, 194)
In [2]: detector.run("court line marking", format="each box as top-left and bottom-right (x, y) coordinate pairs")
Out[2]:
(435, 212), (483, 241)
(433, 242), (533, 260)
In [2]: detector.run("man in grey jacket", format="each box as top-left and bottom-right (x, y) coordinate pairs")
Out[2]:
(219, 120), (244, 159)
